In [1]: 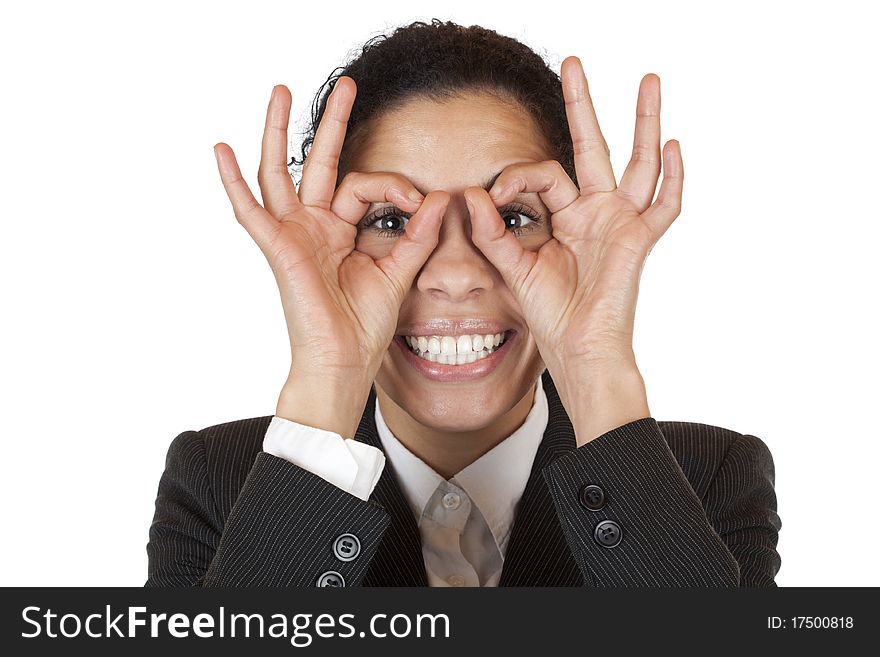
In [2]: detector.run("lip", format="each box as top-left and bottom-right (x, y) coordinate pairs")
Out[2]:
(393, 330), (518, 382)
(396, 318), (510, 337)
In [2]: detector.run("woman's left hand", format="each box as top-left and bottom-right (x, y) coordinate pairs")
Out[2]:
(464, 57), (683, 445)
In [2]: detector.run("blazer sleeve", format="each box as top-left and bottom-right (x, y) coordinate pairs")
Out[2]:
(541, 417), (781, 587)
(145, 429), (391, 587)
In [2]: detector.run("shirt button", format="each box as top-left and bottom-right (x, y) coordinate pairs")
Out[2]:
(447, 575), (466, 587)
(442, 492), (461, 509)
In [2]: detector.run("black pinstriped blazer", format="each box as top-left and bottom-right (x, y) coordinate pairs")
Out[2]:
(145, 370), (781, 587)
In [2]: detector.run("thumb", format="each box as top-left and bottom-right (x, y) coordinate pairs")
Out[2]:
(465, 187), (536, 295)
(375, 191), (449, 296)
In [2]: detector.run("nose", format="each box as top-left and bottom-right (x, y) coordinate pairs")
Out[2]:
(416, 198), (495, 302)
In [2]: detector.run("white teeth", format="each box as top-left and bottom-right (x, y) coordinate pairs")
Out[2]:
(402, 331), (508, 365)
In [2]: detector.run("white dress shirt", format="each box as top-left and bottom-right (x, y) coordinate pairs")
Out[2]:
(262, 375), (548, 587)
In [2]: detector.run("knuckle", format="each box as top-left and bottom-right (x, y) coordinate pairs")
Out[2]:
(335, 171), (366, 201)
(631, 143), (660, 165)
(303, 150), (338, 171)
(545, 158), (567, 176)
(385, 173), (416, 200)
(423, 191), (451, 217)
(386, 171), (413, 187)
(572, 136), (607, 155)
(257, 162), (287, 183)
(338, 170), (360, 189)
(660, 197), (681, 214)
(339, 170), (415, 203)
(495, 163), (524, 185)
(426, 189), (451, 205)
(232, 205), (251, 226)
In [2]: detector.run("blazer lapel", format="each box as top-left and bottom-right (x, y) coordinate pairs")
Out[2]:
(356, 386), (429, 586)
(498, 370), (585, 586)
(354, 371), (584, 587)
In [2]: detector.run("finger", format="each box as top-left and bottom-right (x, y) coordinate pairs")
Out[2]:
(486, 159), (580, 212)
(214, 143), (279, 253)
(298, 77), (356, 210)
(618, 74), (662, 212)
(641, 140), (683, 241)
(375, 191), (449, 294)
(465, 187), (537, 294)
(561, 56), (617, 194)
(257, 85), (302, 220)
(330, 171), (425, 225)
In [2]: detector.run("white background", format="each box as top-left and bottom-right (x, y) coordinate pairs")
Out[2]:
(1, 0), (877, 586)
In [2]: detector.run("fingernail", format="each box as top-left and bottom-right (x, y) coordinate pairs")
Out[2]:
(408, 189), (424, 202)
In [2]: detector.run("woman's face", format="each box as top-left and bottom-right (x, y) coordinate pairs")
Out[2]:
(347, 91), (553, 432)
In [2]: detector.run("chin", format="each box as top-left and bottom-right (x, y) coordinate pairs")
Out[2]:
(400, 390), (506, 433)
(375, 368), (539, 434)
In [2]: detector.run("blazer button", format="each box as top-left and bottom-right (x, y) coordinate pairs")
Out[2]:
(333, 533), (361, 562)
(578, 484), (606, 511)
(594, 520), (622, 548)
(316, 571), (346, 587)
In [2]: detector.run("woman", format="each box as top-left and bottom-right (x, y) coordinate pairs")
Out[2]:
(146, 19), (781, 587)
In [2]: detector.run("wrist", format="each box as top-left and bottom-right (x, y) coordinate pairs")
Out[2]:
(555, 362), (650, 446)
(276, 372), (374, 439)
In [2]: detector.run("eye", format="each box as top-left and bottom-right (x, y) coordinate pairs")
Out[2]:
(359, 206), (411, 238)
(358, 201), (543, 239)
(499, 202), (543, 236)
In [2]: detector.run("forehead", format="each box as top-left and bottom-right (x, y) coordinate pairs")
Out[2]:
(346, 91), (551, 192)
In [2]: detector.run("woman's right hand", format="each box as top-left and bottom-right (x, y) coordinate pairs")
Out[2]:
(213, 78), (449, 438)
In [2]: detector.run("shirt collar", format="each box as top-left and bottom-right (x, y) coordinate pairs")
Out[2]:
(374, 374), (549, 556)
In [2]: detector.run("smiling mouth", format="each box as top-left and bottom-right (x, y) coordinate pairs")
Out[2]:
(400, 330), (512, 366)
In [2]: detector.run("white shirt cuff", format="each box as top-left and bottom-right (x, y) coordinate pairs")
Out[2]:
(263, 416), (386, 502)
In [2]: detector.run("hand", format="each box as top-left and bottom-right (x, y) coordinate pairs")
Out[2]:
(464, 57), (683, 443)
(213, 78), (449, 437)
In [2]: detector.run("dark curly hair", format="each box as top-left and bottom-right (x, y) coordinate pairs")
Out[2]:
(288, 19), (576, 189)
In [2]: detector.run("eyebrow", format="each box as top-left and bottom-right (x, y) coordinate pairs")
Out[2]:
(482, 170), (503, 192)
